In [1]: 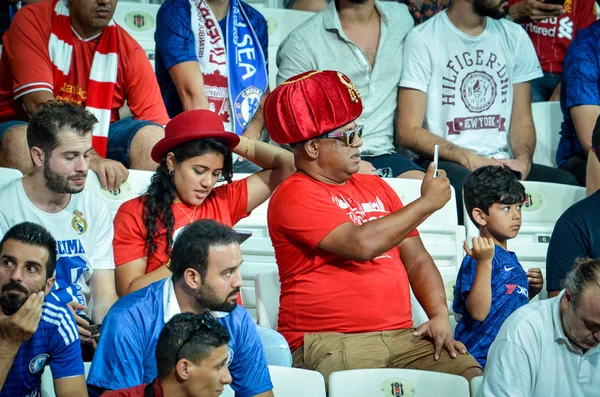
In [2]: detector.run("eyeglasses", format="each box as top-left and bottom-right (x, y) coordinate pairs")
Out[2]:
(174, 311), (220, 365)
(318, 124), (363, 146)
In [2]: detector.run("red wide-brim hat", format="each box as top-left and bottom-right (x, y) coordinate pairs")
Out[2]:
(151, 109), (240, 163)
(264, 70), (363, 145)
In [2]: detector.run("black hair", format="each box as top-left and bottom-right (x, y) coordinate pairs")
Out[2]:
(463, 165), (526, 226)
(142, 139), (233, 258)
(0, 222), (57, 280)
(170, 219), (240, 281)
(563, 257), (600, 309)
(27, 101), (97, 157)
(155, 312), (230, 379)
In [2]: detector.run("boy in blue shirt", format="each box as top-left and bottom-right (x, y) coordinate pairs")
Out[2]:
(453, 166), (544, 368)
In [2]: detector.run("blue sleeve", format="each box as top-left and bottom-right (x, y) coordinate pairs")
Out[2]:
(452, 256), (477, 315)
(227, 311), (273, 397)
(563, 30), (600, 109)
(47, 306), (84, 379)
(155, 1), (198, 71)
(87, 309), (145, 390)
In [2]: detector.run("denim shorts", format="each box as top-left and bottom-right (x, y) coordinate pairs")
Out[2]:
(0, 118), (159, 168)
(363, 152), (424, 178)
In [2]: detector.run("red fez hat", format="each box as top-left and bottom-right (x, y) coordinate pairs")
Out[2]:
(264, 70), (363, 145)
(151, 109), (240, 163)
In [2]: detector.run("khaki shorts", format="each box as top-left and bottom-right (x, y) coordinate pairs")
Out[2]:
(292, 329), (481, 385)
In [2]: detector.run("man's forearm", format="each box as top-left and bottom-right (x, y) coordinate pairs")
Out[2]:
(510, 123), (535, 160)
(400, 126), (473, 166)
(0, 342), (21, 389)
(405, 256), (448, 319)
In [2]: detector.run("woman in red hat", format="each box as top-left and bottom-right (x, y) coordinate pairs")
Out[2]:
(111, 109), (294, 296)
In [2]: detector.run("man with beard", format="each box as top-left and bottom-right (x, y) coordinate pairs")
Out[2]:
(87, 219), (273, 397)
(398, 0), (578, 223)
(0, 101), (118, 350)
(0, 222), (87, 397)
(276, 0), (424, 180)
(483, 257), (600, 396)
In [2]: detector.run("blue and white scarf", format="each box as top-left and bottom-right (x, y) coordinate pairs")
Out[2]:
(189, 0), (268, 135)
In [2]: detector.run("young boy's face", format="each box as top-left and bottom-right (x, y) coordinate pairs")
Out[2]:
(480, 202), (523, 241)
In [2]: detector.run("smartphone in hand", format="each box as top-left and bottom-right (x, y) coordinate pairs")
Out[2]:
(433, 144), (439, 178)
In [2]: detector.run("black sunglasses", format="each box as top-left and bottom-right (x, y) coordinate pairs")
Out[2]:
(174, 311), (220, 365)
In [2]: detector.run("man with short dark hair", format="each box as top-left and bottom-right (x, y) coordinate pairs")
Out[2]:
(88, 220), (273, 397)
(0, 101), (118, 346)
(264, 70), (482, 383)
(0, 0), (169, 190)
(484, 257), (600, 396)
(105, 312), (232, 397)
(0, 222), (87, 397)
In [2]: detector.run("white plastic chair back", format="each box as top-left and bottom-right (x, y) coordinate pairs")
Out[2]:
(0, 167), (22, 187)
(112, 3), (160, 69)
(269, 365), (327, 397)
(255, 271), (280, 329)
(328, 368), (470, 397)
(531, 101), (562, 168)
(41, 362), (91, 397)
(85, 169), (154, 218)
(470, 375), (484, 397)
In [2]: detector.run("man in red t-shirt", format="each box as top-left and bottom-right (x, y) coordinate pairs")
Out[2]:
(264, 70), (483, 383)
(508, 0), (596, 102)
(0, 0), (170, 191)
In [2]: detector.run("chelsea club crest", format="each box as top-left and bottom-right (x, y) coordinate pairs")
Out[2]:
(29, 354), (49, 375)
(234, 87), (263, 129)
(71, 210), (88, 235)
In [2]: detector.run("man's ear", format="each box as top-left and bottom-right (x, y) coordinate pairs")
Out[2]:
(44, 277), (55, 295)
(183, 268), (202, 290)
(303, 139), (320, 160)
(175, 359), (192, 381)
(31, 147), (45, 168)
(471, 208), (487, 227)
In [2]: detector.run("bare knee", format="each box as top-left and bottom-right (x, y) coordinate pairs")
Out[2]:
(0, 125), (33, 174)
(460, 366), (483, 383)
(398, 170), (425, 179)
(128, 124), (164, 171)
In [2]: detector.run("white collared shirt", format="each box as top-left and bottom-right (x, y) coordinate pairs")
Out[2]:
(162, 276), (228, 323)
(276, 1), (414, 156)
(483, 291), (600, 397)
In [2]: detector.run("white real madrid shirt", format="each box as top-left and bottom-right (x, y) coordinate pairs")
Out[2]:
(400, 11), (542, 159)
(0, 178), (114, 315)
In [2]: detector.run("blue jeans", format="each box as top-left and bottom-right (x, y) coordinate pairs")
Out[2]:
(256, 325), (292, 367)
(531, 72), (561, 103)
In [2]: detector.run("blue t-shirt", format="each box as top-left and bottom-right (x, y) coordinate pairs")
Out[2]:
(87, 279), (272, 397)
(547, 191), (600, 291)
(155, 0), (269, 118)
(452, 246), (529, 368)
(0, 302), (83, 397)
(557, 20), (600, 166)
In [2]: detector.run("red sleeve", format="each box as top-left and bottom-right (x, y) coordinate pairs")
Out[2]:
(113, 198), (148, 266)
(4, 3), (55, 100)
(269, 179), (357, 250)
(574, 0), (597, 31)
(375, 177), (419, 238)
(225, 178), (250, 225)
(119, 31), (169, 125)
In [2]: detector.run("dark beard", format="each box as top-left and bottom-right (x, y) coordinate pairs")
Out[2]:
(472, 0), (507, 19)
(0, 280), (29, 315)
(43, 162), (86, 194)
(196, 286), (240, 313)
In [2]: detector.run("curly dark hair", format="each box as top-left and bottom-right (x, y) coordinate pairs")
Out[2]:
(143, 138), (234, 258)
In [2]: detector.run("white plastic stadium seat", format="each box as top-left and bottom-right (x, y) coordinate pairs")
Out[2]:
(255, 8), (316, 89)
(470, 375), (484, 397)
(328, 368), (470, 397)
(531, 101), (562, 168)
(269, 365), (327, 397)
(112, 2), (160, 70)
(41, 362), (91, 397)
(464, 181), (585, 299)
(0, 167), (22, 187)
(85, 169), (154, 218)
(255, 271), (280, 329)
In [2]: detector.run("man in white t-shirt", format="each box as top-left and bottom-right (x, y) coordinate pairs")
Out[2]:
(0, 101), (118, 350)
(483, 257), (600, 396)
(397, 0), (577, 222)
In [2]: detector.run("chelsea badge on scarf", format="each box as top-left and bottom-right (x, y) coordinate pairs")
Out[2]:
(235, 87), (262, 129)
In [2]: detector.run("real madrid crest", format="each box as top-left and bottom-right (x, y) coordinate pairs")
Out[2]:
(71, 210), (88, 235)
